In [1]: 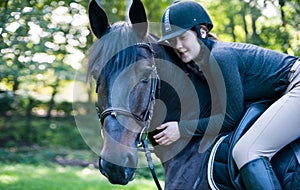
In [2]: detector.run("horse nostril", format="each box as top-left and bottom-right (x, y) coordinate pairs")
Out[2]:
(99, 157), (108, 177)
(98, 156), (136, 185)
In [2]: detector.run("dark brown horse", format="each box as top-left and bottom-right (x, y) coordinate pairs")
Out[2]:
(86, 0), (300, 189)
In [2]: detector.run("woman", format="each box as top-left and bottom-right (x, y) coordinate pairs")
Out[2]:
(155, 1), (300, 189)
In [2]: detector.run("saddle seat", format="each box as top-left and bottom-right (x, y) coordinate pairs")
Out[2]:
(208, 100), (300, 190)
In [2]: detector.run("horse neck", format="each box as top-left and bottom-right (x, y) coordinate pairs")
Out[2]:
(145, 44), (187, 140)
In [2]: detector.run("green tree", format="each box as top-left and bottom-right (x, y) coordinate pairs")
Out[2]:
(0, 0), (91, 144)
(201, 0), (299, 54)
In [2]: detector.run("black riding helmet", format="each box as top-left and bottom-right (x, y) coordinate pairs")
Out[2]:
(159, 1), (213, 42)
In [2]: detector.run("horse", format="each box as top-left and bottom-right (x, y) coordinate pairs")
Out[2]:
(86, 0), (300, 189)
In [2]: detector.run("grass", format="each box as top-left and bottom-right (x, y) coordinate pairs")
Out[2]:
(0, 113), (165, 190)
(0, 164), (163, 190)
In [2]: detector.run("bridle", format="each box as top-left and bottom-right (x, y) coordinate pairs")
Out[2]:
(97, 43), (162, 190)
(99, 43), (159, 144)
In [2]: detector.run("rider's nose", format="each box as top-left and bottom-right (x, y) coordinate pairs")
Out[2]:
(175, 39), (183, 50)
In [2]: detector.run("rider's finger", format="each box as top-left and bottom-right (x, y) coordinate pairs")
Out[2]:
(153, 132), (164, 139)
(159, 139), (168, 145)
(156, 136), (167, 144)
(156, 124), (168, 130)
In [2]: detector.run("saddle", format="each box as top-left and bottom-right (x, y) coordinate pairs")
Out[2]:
(207, 100), (300, 190)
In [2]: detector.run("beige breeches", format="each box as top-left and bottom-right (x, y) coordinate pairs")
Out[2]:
(233, 59), (300, 169)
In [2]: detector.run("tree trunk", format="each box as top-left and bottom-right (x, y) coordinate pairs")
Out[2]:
(279, 0), (286, 26)
(25, 97), (34, 144)
(249, 2), (263, 45)
(46, 81), (59, 120)
(278, 0), (289, 53)
(229, 15), (236, 42)
(240, 2), (249, 42)
(250, 11), (261, 44)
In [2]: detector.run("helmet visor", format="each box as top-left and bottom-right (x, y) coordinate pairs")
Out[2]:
(158, 25), (189, 43)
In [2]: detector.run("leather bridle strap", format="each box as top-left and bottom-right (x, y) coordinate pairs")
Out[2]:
(142, 138), (163, 190)
(100, 107), (144, 124)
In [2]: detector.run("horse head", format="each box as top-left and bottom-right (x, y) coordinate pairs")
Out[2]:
(88, 0), (158, 185)
(87, 0), (202, 187)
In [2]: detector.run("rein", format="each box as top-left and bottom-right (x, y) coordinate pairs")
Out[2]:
(97, 43), (162, 190)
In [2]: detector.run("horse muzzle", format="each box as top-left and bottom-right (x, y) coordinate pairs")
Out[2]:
(99, 157), (136, 185)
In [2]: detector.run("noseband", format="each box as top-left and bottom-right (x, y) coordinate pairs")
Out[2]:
(97, 43), (162, 190)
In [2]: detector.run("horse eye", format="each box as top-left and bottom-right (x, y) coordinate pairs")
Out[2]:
(141, 78), (149, 83)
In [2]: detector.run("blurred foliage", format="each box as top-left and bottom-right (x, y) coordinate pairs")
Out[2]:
(0, 0), (299, 152)
(0, 146), (95, 165)
(0, 114), (88, 149)
(201, 0), (300, 54)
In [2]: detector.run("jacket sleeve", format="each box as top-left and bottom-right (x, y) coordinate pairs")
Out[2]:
(178, 50), (245, 137)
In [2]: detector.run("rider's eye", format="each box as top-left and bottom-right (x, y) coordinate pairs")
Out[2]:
(168, 39), (176, 46)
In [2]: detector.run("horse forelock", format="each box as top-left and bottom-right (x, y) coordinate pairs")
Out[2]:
(87, 21), (154, 83)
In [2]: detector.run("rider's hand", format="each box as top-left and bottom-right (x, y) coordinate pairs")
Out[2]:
(153, 121), (180, 145)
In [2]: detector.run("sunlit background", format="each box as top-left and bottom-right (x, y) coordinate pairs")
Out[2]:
(1, 0), (299, 104)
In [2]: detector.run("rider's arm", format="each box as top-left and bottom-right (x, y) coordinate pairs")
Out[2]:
(179, 51), (245, 137)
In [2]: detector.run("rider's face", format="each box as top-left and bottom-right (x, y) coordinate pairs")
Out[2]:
(168, 30), (201, 63)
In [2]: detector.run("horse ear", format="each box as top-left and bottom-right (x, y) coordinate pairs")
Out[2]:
(88, 0), (110, 39)
(129, 0), (148, 39)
